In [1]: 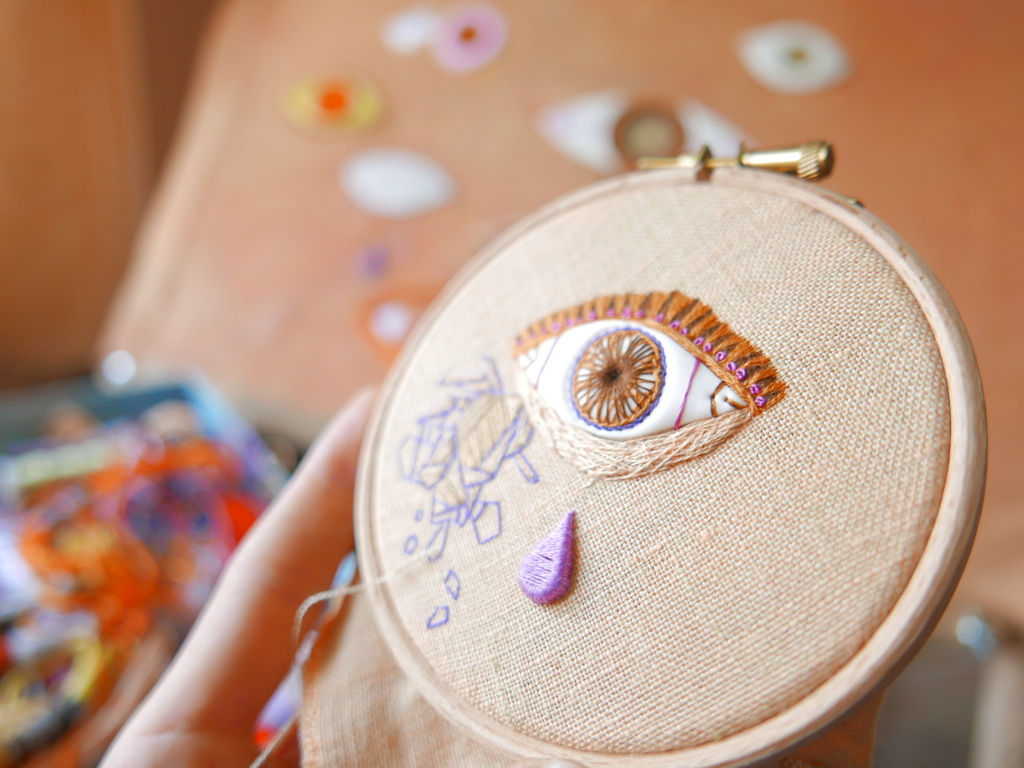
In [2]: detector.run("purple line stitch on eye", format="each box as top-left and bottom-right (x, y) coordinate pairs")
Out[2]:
(674, 356), (703, 430)
(518, 511), (575, 605)
(532, 333), (564, 390)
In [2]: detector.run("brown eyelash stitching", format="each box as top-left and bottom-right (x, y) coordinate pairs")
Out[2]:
(514, 290), (787, 413)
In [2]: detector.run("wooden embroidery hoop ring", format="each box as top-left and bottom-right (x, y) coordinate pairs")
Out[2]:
(355, 166), (986, 766)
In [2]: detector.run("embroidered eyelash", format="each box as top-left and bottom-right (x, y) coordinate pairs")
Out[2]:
(514, 291), (786, 413)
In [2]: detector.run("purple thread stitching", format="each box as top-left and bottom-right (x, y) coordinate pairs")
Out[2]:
(444, 570), (461, 600)
(518, 511), (575, 605)
(673, 356), (703, 429)
(567, 327), (666, 432)
(399, 358), (539, 626)
(427, 606), (449, 629)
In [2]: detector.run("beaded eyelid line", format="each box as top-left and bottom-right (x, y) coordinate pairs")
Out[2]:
(514, 290), (787, 414)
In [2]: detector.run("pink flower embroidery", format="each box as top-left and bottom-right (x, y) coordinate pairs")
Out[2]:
(433, 5), (508, 73)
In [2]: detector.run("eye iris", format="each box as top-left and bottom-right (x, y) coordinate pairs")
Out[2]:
(572, 329), (665, 430)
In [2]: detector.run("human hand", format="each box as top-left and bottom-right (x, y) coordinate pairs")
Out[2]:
(101, 388), (375, 768)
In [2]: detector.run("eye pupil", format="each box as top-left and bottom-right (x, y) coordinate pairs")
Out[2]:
(602, 367), (622, 384)
(787, 45), (809, 63)
(572, 329), (665, 430)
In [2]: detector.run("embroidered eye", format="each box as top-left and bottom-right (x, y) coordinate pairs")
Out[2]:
(736, 21), (851, 95)
(433, 5), (508, 73)
(515, 292), (785, 475)
(613, 105), (685, 166)
(283, 74), (384, 136)
(338, 148), (456, 219)
(535, 91), (751, 175)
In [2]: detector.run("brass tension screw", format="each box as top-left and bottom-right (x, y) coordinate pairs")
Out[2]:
(637, 141), (834, 181)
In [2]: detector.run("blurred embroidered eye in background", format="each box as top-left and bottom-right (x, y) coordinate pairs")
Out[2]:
(283, 73), (385, 136)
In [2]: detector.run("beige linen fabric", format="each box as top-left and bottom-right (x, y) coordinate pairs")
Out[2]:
(301, 591), (513, 767)
(315, 176), (951, 757)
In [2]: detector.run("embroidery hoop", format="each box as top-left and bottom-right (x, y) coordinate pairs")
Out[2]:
(353, 164), (985, 766)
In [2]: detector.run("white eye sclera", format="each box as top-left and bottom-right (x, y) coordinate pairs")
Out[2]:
(519, 320), (745, 441)
(737, 21), (851, 96)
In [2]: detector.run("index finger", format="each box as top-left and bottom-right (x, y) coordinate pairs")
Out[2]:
(122, 388), (374, 737)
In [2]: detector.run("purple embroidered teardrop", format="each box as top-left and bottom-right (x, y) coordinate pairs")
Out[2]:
(518, 511), (575, 605)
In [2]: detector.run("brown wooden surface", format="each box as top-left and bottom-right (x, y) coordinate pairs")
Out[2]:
(0, 0), (150, 388)
(0, 0), (215, 390)
(100, 0), (1024, 625)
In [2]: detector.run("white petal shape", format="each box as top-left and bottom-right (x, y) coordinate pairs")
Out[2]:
(534, 90), (629, 175)
(370, 301), (415, 343)
(101, 349), (137, 386)
(737, 21), (852, 95)
(518, 320), (743, 441)
(678, 100), (752, 157)
(380, 6), (442, 55)
(339, 148), (456, 219)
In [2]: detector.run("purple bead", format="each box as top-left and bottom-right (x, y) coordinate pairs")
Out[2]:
(588, 311), (597, 320)
(715, 351), (727, 362)
(529, 330), (537, 338)
(749, 384), (761, 395)
(726, 362), (737, 371)
(694, 337), (705, 346)
(622, 307), (632, 318)
(703, 343), (713, 352)
(655, 313), (665, 322)
(566, 317), (575, 326)
(754, 396), (767, 408)
(681, 327), (690, 335)
(736, 368), (747, 381)
(355, 244), (390, 279)
(552, 322), (561, 331)
(606, 308), (615, 317)
(669, 320), (680, 329)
